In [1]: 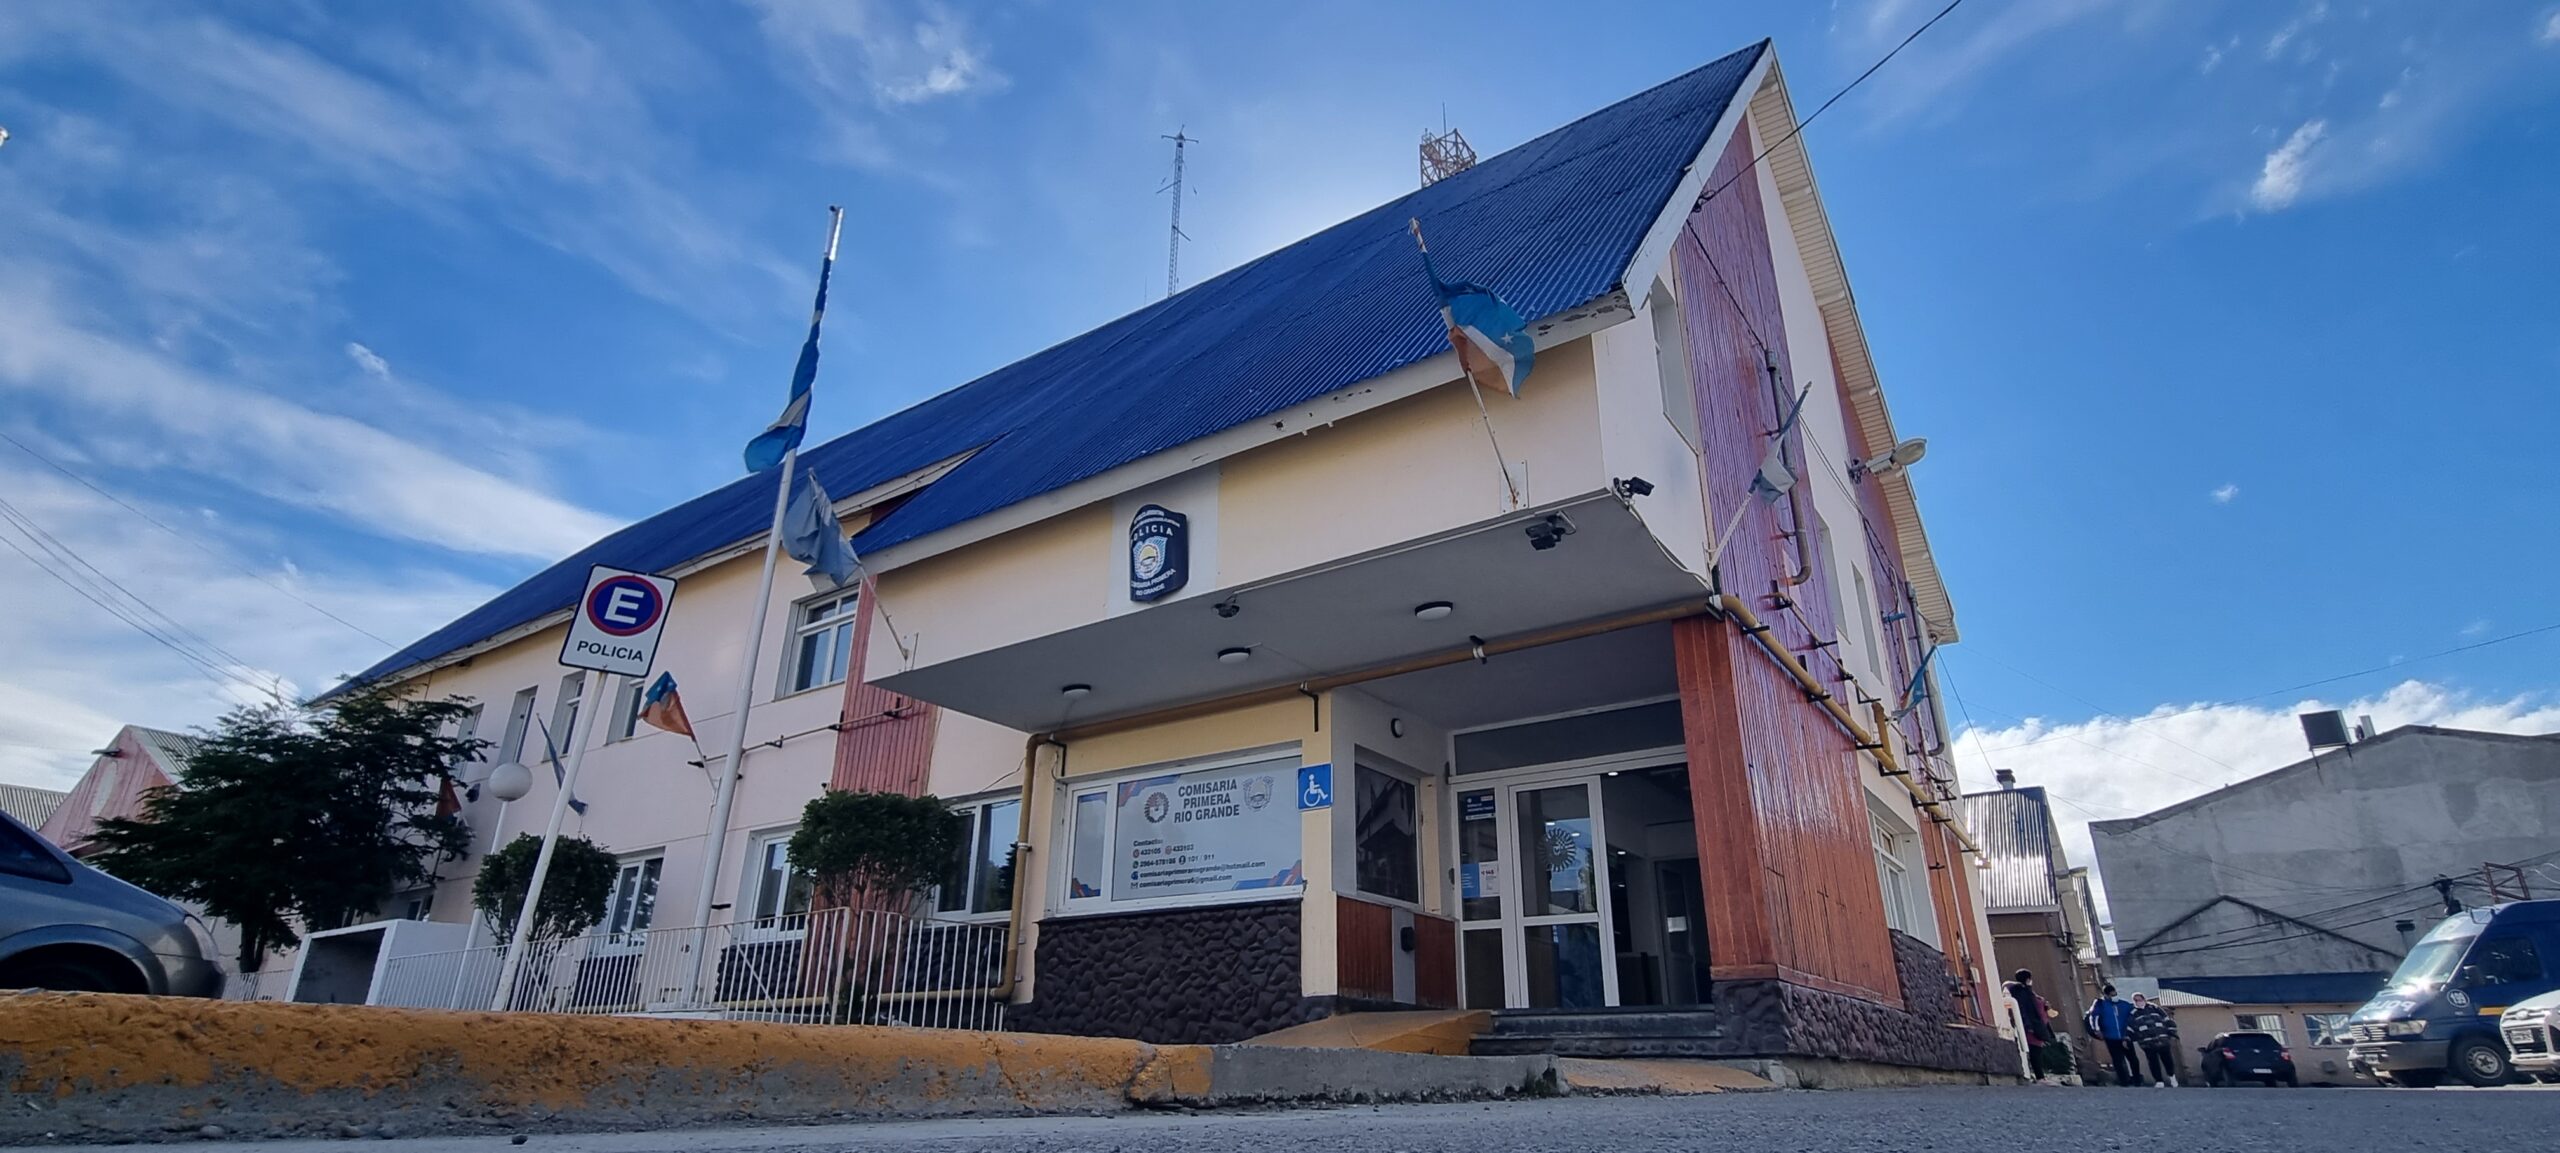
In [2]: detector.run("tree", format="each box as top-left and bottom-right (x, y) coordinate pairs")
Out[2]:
(472, 834), (621, 946)
(788, 790), (963, 900)
(86, 688), (479, 968)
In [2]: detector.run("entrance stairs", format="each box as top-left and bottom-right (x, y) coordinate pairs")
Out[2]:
(1468, 1007), (1728, 1058)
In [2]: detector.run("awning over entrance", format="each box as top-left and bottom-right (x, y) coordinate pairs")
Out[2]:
(873, 494), (1708, 732)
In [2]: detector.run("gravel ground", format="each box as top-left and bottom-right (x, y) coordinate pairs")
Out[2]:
(182, 1084), (2554, 1153)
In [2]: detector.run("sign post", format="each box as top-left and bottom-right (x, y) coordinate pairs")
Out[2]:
(491, 565), (676, 1011)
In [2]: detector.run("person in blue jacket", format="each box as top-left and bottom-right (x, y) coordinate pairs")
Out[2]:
(2086, 984), (2142, 1085)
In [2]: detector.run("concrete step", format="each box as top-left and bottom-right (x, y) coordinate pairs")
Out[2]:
(1472, 1008), (1727, 1058)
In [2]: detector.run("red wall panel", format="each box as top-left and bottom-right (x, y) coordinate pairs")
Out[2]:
(1337, 895), (1396, 1002)
(830, 576), (937, 797)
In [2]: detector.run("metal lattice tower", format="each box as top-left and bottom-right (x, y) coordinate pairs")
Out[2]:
(1420, 126), (1476, 187)
(1160, 129), (1193, 298)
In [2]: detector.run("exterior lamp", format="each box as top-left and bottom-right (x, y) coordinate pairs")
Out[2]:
(1060, 684), (1093, 700)
(1414, 601), (1455, 621)
(484, 761), (534, 803)
(1217, 647), (1252, 664)
(1849, 438), (1928, 483)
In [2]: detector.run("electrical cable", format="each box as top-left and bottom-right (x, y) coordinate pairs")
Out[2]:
(0, 525), (266, 701)
(1692, 0), (1970, 215)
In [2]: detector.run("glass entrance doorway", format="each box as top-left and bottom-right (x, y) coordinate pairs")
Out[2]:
(1457, 760), (1705, 1010)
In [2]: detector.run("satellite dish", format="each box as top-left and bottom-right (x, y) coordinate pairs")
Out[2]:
(485, 761), (534, 803)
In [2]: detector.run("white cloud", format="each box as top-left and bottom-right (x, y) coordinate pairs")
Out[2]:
(2249, 119), (2328, 211)
(2210, 482), (2240, 503)
(345, 341), (391, 381)
(2266, 2), (2329, 61)
(748, 0), (1006, 165)
(2201, 43), (2225, 74)
(2460, 619), (2491, 637)
(2541, 11), (2560, 45)
(1955, 680), (2560, 922)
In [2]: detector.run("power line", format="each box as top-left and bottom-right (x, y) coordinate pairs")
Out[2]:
(0, 495), (285, 702)
(1693, 1), (1970, 215)
(0, 429), (394, 646)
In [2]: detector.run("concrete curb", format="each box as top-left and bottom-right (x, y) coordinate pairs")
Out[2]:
(0, 994), (1556, 1144)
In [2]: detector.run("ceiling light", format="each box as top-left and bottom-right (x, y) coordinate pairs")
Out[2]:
(1217, 647), (1252, 664)
(1413, 601), (1454, 621)
(1060, 684), (1092, 699)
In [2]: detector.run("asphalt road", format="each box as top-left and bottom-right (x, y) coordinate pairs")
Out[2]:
(190, 1085), (2555, 1153)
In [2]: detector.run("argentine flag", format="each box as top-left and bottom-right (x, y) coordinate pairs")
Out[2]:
(1412, 219), (1536, 397)
(744, 208), (843, 473)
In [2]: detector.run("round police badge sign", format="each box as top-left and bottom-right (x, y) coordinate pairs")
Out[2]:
(1128, 504), (1190, 602)
(2446, 987), (2471, 1010)
(1144, 791), (1172, 823)
(1243, 775), (1275, 810)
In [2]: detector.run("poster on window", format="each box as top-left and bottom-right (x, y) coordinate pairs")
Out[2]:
(1112, 757), (1304, 902)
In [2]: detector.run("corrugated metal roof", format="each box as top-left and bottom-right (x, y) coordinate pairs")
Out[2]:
(1955, 786), (2062, 912)
(2160, 972), (2387, 1006)
(0, 782), (67, 828)
(341, 42), (1767, 691)
(131, 727), (199, 775)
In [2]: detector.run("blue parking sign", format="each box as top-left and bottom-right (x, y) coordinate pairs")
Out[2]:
(1297, 763), (1333, 810)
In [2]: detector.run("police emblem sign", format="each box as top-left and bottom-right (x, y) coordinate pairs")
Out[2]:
(1128, 504), (1189, 601)
(560, 564), (678, 678)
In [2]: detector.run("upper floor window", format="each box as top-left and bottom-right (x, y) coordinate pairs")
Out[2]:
(549, 671), (585, 750)
(497, 686), (538, 765)
(1649, 275), (1700, 455)
(787, 590), (861, 694)
(934, 796), (1021, 920)
(607, 678), (644, 742)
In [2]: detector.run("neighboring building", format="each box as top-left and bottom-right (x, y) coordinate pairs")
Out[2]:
(339, 40), (2011, 1076)
(32, 726), (288, 998)
(2094, 725), (2560, 1004)
(1959, 774), (2105, 1075)
(0, 782), (67, 829)
(2112, 976), (2376, 1086)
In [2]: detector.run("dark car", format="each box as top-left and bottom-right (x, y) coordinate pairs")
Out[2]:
(0, 810), (224, 996)
(2200, 1030), (2298, 1087)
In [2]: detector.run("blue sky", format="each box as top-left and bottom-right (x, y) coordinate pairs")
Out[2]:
(3, 1), (2557, 872)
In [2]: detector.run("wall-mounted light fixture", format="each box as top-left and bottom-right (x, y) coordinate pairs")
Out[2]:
(1413, 601), (1454, 621)
(1849, 438), (1928, 483)
(1060, 684), (1093, 700)
(1217, 647), (1252, 665)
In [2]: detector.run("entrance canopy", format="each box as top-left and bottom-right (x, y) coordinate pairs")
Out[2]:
(874, 494), (1707, 732)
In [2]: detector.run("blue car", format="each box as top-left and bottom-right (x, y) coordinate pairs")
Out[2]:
(2348, 900), (2560, 1087)
(0, 810), (224, 997)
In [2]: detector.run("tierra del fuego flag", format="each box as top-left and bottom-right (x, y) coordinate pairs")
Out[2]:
(639, 672), (694, 739)
(1411, 218), (1536, 397)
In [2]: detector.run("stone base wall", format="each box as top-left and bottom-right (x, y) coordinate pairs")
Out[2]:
(1011, 900), (1326, 1044)
(1710, 932), (2017, 1075)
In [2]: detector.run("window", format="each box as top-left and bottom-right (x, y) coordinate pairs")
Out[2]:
(393, 889), (432, 921)
(933, 797), (1020, 919)
(1852, 567), (1885, 687)
(748, 832), (814, 925)
(607, 678), (643, 742)
(1353, 764), (1419, 904)
(450, 703), (485, 760)
(0, 819), (70, 884)
(2235, 1013), (2287, 1044)
(606, 855), (663, 939)
(1650, 276), (1700, 454)
(549, 672), (585, 749)
(787, 590), (861, 694)
(2304, 1013), (2352, 1047)
(2469, 935), (2544, 987)
(496, 687), (538, 765)
(1058, 752), (1304, 913)
(1872, 812), (1914, 933)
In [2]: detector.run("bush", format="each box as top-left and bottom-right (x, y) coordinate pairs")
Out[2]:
(472, 834), (621, 944)
(788, 791), (963, 897)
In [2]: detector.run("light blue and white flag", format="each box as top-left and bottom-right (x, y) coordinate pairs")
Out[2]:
(1410, 219), (1535, 397)
(1891, 643), (1938, 723)
(532, 718), (588, 816)
(782, 470), (861, 591)
(1748, 383), (1813, 505)
(744, 207), (845, 473)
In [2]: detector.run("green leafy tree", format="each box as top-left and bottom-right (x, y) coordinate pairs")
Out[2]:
(788, 790), (964, 899)
(471, 834), (621, 945)
(87, 689), (480, 968)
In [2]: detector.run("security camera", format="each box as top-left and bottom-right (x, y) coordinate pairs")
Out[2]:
(1524, 513), (1577, 551)
(1213, 597), (1241, 619)
(1613, 476), (1655, 499)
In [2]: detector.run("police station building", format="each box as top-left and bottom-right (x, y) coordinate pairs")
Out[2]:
(355, 41), (2014, 1076)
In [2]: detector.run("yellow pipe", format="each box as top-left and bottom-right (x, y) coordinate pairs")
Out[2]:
(1710, 593), (1980, 856)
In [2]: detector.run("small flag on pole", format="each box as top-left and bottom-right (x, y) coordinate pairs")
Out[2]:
(1411, 219), (1536, 397)
(1749, 383), (1812, 504)
(533, 718), (589, 816)
(639, 672), (694, 739)
(744, 206), (846, 474)
(783, 470), (862, 591)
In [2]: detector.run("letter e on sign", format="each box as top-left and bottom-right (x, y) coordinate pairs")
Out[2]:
(560, 565), (678, 678)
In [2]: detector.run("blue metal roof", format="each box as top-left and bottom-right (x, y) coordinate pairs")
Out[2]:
(341, 42), (1766, 691)
(2160, 972), (2388, 1007)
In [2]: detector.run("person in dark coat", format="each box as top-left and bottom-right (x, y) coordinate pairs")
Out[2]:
(2086, 983), (2142, 1085)
(2005, 968), (2062, 1080)
(2127, 992), (2181, 1087)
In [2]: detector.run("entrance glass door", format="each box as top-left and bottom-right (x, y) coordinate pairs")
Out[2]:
(1455, 778), (1615, 1009)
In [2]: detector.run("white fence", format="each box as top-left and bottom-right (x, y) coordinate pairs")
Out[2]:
(368, 908), (1010, 1030)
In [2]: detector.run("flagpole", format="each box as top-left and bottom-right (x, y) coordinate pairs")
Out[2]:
(682, 444), (796, 1003)
(490, 671), (615, 1011)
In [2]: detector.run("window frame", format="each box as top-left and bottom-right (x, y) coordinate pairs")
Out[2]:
(2302, 1012), (2352, 1047)
(496, 686), (538, 766)
(606, 677), (644, 742)
(1871, 810), (1915, 934)
(1649, 274), (1701, 455)
(2469, 934), (2545, 987)
(1351, 760), (1422, 908)
(1054, 745), (1307, 918)
(931, 794), (1022, 923)
(548, 671), (585, 752)
(782, 588), (863, 697)
(603, 852), (664, 945)
(2234, 1013), (2288, 1044)
(743, 828), (815, 936)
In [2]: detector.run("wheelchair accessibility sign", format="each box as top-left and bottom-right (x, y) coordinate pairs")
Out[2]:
(559, 564), (678, 678)
(1297, 763), (1333, 811)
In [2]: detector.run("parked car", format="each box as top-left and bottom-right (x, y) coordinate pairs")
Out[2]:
(2199, 1030), (2298, 1087)
(0, 810), (223, 997)
(2346, 900), (2560, 1087)
(2500, 988), (2560, 1084)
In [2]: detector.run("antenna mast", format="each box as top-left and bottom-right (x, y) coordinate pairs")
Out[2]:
(1419, 121), (1475, 187)
(1160, 129), (1193, 298)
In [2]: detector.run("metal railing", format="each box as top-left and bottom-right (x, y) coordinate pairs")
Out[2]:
(367, 907), (1009, 1029)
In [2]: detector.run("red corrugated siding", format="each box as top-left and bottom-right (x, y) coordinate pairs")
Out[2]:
(35, 729), (174, 854)
(830, 576), (937, 797)
(1672, 127), (1898, 1006)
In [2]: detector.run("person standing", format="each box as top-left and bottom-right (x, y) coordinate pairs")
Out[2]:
(2127, 993), (2181, 1087)
(2086, 984), (2142, 1086)
(2006, 969), (2063, 1081)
